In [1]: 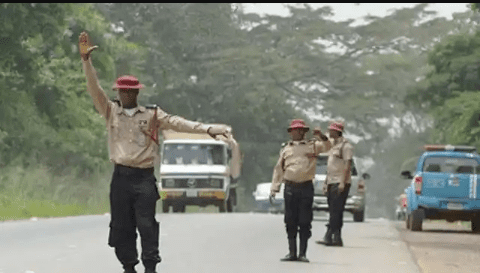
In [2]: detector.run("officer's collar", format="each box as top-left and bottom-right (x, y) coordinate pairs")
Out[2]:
(116, 104), (146, 115)
(288, 139), (308, 145)
(333, 136), (345, 145)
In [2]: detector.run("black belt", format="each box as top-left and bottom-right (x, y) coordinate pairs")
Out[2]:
(284, 180), (313, 187)
(114, 164), (154, 176)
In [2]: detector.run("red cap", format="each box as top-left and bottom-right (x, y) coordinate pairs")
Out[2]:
(112, 75), (145, 90)
(288, 119), (309, 132)
(328, 122), (344, 132)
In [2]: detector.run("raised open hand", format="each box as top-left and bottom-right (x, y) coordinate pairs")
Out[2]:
(79, 31), (98, 61)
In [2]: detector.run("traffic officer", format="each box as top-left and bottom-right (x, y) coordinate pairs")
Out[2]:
(270, 119), (331, 262)
(319, 120), (354, 247)
(79, 32), (231, 273)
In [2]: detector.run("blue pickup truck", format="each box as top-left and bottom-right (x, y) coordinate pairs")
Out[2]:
(401, 145), (480, 232)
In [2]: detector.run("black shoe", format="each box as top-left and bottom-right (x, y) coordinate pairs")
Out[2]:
(144, 270), (157, 273)
(316, 236), (333, 245)
(280, 253), (297, 262)
(328, 231), (343, 247)
(297, 255), (309, 263)
(123, 264), (137, 273)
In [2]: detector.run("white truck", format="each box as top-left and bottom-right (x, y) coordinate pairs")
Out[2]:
(158, 128), (241, 213)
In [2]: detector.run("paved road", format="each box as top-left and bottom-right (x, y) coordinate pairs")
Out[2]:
(0, 213), (419, 273)
(395, 219), (480, 273)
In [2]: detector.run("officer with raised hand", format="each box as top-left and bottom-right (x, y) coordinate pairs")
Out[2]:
(320, 120), (354, 247)
(270, 119), (331, 263)
(79, 31), (231, 273)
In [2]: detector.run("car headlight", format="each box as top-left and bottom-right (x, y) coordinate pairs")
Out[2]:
(165, 178), (175, 188)
(209, 178), (223, 188)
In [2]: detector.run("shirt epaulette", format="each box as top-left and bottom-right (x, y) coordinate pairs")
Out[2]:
(145, 104), (158, 109)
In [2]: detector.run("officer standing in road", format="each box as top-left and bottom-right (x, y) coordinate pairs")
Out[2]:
(318, 120), (354, 247)
(79, 32), (232, 273)
(270, 119), (331, 262)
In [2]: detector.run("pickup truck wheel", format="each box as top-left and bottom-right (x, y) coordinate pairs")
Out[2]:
(218, 201), (226, 213)
(172, 204), (185, 213)
(226, 197), (234, 213)
(162, 201), (169, 213)
(471, 216), (480, 233)
(410, 209), (423, 231)
(353, 210), (364, 222)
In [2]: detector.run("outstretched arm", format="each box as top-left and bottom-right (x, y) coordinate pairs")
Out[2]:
(79, 31), (111, 119)
(313, 127), (332, 154)
(156, 107), (231, 138)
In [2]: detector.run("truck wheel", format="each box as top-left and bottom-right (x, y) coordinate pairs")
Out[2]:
(471, 216), (480, 233)
(405, 214), (411, 229)
(226, 197), (234, 213)
(173, 204), (185, 213)
(410, 209), (424, 231)
(353, 210), (364, 222)
(218, 201), (226, 213)
(162, 201), (169, 213)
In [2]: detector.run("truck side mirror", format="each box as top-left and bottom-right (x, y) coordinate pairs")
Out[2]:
(401, 170), (413, 179)
(362, 173), (370, 180)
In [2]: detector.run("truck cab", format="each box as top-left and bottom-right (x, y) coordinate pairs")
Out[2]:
(158, 129), (241, 213)
(401, 145), (480, 232)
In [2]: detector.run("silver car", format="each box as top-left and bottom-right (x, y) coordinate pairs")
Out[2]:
(312, 153), (370, 222)
(253, 182), (285, 213)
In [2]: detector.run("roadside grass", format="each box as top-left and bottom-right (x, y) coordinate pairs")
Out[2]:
(0, 164), (111, 221)
(1, 164), (253, 221)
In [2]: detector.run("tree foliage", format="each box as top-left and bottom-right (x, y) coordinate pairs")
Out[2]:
(2, 3), (479, 215)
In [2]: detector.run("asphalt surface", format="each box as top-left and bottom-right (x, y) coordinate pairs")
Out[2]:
(395, 219), (480, 273)
(0, 213), (420, 273)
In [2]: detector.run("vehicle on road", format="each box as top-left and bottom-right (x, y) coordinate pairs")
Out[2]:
(312, 153), (370, 222)
(252, 182), (285, 213)
(395, 193), (407, 221)
(158, 128), (241, 213)
(401, 144), (480, 232)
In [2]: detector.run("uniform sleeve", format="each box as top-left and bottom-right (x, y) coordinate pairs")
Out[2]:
(313, 136), (332, 154)
(343, 142), (354, 161)
(271, 149), (285, 192)
(156, 107), (210, 133)
(217, 134), (242, 179)
(82, 58), (111, 119)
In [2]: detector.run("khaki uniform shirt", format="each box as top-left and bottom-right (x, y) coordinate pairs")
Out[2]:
(271, 137), (332, 192)
(326, 137), (354, 185)
(83, 59), (210, 169)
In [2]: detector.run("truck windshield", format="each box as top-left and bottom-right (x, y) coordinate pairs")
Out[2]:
(423, 157), (480, 174)
(162, 143), (225, 165)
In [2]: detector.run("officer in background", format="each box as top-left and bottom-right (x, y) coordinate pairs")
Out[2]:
(79, 32), (231, 273)
(319, 120), (354, 247)
(270, 119), (331, 262)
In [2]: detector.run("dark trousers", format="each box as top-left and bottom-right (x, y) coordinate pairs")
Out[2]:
(327, 183), (351, 232)
(284, 181), (314, 254)
(108, 164), (161, 269)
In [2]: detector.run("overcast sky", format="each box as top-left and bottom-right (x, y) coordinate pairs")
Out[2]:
(241, 3), (471, 26)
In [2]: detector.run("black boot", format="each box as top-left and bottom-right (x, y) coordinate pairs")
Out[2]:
(329, 230), (343, 247)
(297, 237), (309, 262)
(280, 238), (297, 261)
(123, 264), (137, 273)
(316, 224), (332, 245)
